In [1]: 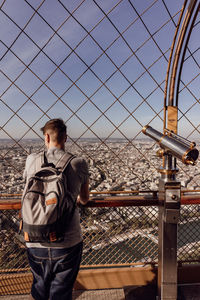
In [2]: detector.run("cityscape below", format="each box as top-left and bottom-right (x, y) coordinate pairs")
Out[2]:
(1, 139), (200, 194)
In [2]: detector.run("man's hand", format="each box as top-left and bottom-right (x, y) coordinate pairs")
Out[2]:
(77, 181), (89, 205)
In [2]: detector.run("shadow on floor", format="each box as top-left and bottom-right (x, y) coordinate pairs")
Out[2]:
(124, 285), (157, 300)
(124, 284), (200, 300)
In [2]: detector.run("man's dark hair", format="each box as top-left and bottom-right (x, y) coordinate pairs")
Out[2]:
(41, 118), (67, 143)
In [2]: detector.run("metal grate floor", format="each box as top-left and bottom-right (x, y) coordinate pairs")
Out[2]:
(1, 284), (200, 300)
(0, 289), (125, 300)
(73, 289), (125, 300)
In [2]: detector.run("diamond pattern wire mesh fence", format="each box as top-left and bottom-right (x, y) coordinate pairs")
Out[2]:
(81, 205), (159, 265)
(1, 204), (200, 271)
(1, 206), (158, 270)
(1, 0), (200, 272)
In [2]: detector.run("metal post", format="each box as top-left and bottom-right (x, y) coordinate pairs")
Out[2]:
(157, 155), (181, 300)
(142, 125), (198, 299)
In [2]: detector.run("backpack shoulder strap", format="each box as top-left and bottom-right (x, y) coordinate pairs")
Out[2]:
(35, 152), (45, 171)
(56, 152), (75, 171)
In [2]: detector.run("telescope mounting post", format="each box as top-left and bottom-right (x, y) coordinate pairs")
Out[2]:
(142, 124), (198, 300)
(157, 154), (181, 300)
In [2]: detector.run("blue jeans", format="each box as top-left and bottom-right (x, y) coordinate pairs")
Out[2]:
(27, 242), (83, 300)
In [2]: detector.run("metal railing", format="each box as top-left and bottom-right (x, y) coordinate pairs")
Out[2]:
(1, 190), (200, 274)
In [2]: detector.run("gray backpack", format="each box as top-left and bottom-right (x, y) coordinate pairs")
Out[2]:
(20, 152), (75, 243)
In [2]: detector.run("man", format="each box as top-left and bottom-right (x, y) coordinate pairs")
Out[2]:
(23, 118), (89, 300)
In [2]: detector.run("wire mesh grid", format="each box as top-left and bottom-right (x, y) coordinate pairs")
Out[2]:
(81, 205), (158, 265)
(1, 204), (200, 271)
(0, 210), (28, 271)
(1, 0), (200, 193)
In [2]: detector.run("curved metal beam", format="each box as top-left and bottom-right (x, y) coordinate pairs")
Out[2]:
(164, 0), (200, 131)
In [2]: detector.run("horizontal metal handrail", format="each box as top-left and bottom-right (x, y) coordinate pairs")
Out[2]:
(1, 190), (200, 209)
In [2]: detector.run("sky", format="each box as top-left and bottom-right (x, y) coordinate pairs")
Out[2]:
(0, 0), (200, 142)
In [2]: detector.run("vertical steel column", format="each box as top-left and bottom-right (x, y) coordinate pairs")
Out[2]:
(156, 1), (199, 297)
(157, 155), (181, 300)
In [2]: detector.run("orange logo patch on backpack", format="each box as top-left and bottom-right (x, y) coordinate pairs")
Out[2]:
(46, 198), (57, 205)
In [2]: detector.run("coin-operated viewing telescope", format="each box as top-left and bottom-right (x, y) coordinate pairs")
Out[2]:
(142, 125), (199, 300)
(142, 125), (199, 165)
